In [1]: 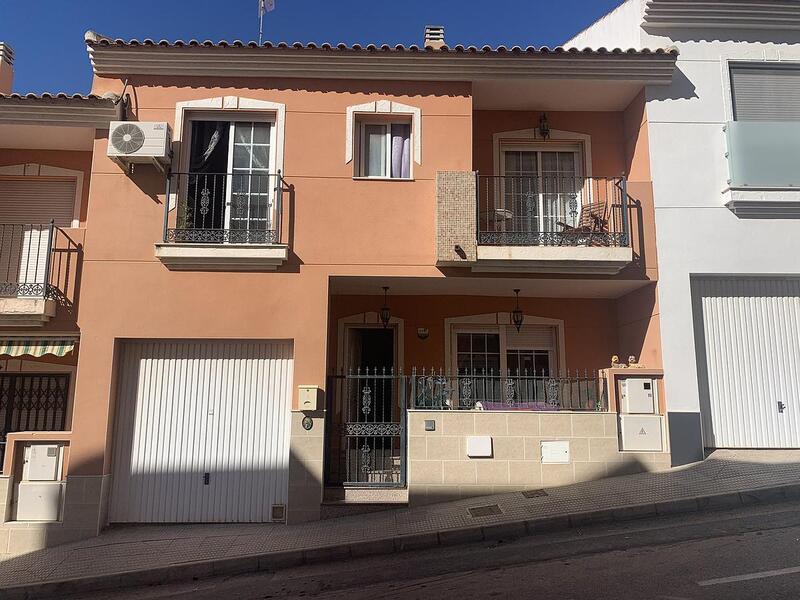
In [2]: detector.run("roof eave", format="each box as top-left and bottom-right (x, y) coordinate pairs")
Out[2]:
(0, 95), (122, 127)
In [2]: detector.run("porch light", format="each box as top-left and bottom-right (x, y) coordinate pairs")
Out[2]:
(380, 286), (391, 329)
(538, 113), (551, 140)
(512, 289), (524, 332)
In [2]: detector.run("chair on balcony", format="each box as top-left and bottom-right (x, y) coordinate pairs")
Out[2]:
(555, 201), (609, 247)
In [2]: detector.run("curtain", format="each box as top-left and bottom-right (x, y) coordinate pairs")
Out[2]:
(189, 121), (228, 173)
(391, 123), (411, 179)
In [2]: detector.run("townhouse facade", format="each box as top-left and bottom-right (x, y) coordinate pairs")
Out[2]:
(0, 24), (678, 556)
(570, 0), (800, 464)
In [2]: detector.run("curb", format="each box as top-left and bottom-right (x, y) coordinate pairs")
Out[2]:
(4, 482), (800, 600)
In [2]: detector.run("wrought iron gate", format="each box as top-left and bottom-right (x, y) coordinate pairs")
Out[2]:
(325, 370), (406, 488)
(0, 373), (69, 464)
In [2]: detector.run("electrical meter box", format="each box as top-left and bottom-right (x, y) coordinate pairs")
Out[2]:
(620, 377), (658, 414)
(22, 444), (62, 481)
(619, 415), (664, 452)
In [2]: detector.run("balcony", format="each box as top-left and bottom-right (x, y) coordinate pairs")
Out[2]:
(437, 173), (634, 274)
(155, 172), (289, 271)
(0, 223), (77, 327)
(724, 121), (800, 217)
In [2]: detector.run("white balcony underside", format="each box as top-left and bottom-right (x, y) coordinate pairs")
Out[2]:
(473, 245), (633, 275)
(154, 243), (289, 271)
(0, 297), (56, 327)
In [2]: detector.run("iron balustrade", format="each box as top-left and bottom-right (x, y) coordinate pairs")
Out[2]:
(476, 175), (630, 247)
(410, 368), (608, 412)
(163, 172), (286, 244)
(0, 374), (69, 465)
(0, 222), (59, 299)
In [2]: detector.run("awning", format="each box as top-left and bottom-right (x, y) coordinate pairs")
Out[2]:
(0, 338), (76, 357)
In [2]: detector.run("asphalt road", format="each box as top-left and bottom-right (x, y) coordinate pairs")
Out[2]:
(68, 499), (800, 600)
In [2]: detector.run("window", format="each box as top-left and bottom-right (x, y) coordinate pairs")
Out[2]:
(730, 64), (800, 121)
(506, 349), (551, 377)
(183, 118), (276, 242)
(358, 121), (412, 179)
(456, 332), (501, 375)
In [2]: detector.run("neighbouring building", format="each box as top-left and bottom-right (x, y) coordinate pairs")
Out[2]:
(0, 25), (678, 557)
(569, 0), (800, 464)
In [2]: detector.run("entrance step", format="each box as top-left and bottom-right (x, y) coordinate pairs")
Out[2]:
(322, 487), (408, 519)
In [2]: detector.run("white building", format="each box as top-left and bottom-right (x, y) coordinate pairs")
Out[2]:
(569, 0), (800, 463)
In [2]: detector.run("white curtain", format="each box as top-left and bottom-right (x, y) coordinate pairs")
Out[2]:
(391, 123), (411, 179)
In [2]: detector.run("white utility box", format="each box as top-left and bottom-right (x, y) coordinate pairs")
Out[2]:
(619, 415), (664, 452)
(298, 385), (321, 411)
(16, 482), (64, 521)
(620, 377), (658, 414)
(541, 440), (570, 464)
(466, 436), (493, 458)
(22, 444), (63, 481)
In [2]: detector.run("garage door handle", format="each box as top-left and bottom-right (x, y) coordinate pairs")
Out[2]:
(203, 473), (210, 485)
(778, 402), (787, 414)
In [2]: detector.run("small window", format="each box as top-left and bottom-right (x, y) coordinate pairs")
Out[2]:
(730, 64), (800, 121)
(358, 120), (411, 179)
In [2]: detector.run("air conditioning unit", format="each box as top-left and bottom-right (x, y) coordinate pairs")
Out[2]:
(107, 121), (172, 172)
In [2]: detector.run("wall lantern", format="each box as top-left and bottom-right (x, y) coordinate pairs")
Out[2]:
(511, 289), (524, 332)
(538, 113), (551, 140)
(379, 286), (391, 329)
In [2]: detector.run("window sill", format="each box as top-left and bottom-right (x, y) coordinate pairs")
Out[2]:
(155, 242), (288, 271)
(352, 177), (415, 182)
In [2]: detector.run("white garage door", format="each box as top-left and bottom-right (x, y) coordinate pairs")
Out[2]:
(695, 277), (800, 448)
(110, 340), (294, 523)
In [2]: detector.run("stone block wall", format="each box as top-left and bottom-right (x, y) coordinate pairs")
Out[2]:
(436, 171), (477, 265)
(407, 411), (671, 506)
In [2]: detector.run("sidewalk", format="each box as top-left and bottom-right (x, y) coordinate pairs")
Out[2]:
(2, 449), (800, 598)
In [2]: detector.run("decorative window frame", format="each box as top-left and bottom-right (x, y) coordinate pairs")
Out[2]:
(0, 163), (83, 228)
(336, 312), (405, 374)
(346, 100), (422, 178)
(444, 312), (566, 376)
(492, 128), (592, 178)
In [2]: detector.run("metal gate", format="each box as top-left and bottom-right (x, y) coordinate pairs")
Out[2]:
(325, 370), (406, 488)
(0, 373), (69, 464)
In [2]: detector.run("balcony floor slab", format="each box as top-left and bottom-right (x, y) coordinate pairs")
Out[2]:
(154, 243), (289, 271)
(474, 245), (633, 275)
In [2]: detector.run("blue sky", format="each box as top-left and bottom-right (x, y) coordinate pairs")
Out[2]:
(0, 0), (621, 93)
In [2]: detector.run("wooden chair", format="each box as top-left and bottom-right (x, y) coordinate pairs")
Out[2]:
(556, 201), (609, 246)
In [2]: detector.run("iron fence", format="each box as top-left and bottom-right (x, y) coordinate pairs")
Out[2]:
(0, 374), (70, 466)
(476, 175), (629, 247)
(410, 368), (608, 412)
(0, 222), (58, 299)
(164, 171), (285, 244)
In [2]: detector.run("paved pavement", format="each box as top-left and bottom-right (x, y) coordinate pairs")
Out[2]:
(2, 449), (800, 596)
(64, 497), (800, 599)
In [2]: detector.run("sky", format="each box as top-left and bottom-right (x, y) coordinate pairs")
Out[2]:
(0, 0), (622, 94)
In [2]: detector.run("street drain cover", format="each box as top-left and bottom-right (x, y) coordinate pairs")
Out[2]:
(469, 504), (503, 518)
(521, 489), (549, 498)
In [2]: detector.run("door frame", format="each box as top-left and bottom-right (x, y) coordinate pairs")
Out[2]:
(336, 312), (405, 375)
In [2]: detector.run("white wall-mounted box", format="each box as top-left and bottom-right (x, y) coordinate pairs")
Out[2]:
(466, 436), (493, 458)
(22, 444), (63, 481)
(541, 440), (570, 464)
(15, 481), (64, 521)
(620, 378), (658, 414)
(298, 385), (320, 411)
(619, 415), (665, 452)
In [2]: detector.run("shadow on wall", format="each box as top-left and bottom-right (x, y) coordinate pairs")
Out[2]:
(0, 445), (318, 565)
(645, 27), (800, 46)
(647, 65), (698, 103)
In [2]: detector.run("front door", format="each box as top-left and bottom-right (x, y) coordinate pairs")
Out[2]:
(327, 327), (406, 487)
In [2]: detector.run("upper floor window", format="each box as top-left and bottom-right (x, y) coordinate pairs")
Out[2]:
(357, 119), (412, 179)
(730, 64), (800, 121)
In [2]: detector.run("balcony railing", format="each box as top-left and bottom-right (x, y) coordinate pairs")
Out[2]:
(411, 368), (607, 412)
(163, 172), (285, 245)
(476, 175), (629, 247)
(0, 223), (59, 299)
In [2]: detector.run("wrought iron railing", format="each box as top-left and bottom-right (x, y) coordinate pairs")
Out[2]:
(0, 374), (69, 466)
(410, 368), (608, 412)
(326, 370), (406, 488)
(0, 222), (59, 299)
(163, 172), (286, 244)
(476, 175), (630, 247)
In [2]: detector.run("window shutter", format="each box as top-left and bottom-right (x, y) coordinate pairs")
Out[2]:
(0, 178), (76, 226)
(505, 325), (556, 350)
(731, 65), (800, 121)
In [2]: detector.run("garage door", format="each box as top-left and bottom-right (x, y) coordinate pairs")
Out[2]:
(109, 340), (294, 523)
(694, 277), (800, 448)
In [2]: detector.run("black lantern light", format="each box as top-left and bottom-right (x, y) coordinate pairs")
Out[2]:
(538, 112), (551, 140)
(379, 286), (391, 329)
(511, 289), (524, 332)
